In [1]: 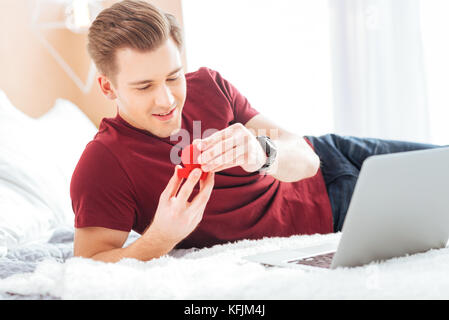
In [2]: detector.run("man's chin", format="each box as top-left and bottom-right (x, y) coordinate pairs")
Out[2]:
(167, 126), (182, 136)
(151, 124), (182, 139)
(148, 109), (183, 138)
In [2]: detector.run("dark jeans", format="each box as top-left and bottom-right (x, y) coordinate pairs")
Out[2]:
(304, 134), (442, 232)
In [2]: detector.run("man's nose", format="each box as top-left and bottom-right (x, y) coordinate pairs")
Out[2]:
(154, 83), (175, 107)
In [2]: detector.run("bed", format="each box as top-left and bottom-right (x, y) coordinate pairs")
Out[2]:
(2, 90), (449, 300)
(3, 228), (449, 300)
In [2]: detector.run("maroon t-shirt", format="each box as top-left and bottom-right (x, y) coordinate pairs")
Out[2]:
(70, 67), (333, 249)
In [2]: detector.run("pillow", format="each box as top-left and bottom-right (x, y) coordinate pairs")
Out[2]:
(36, 98), (98, 227)
(0, 91), (59, 251)
(37, 98), (98, 183)
(0, 90), (97, 252)
(0, 169), (56, 249)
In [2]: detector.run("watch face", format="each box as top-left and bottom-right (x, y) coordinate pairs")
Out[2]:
(257, 136), (277, 170)
(265, 138), (277, 165)
(265, 138), (275, 157)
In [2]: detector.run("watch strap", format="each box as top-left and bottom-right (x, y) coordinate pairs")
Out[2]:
(255, 135), (277, 172)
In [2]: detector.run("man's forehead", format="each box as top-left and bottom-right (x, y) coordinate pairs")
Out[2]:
(114, 45), (182, 84)
(115, 47), (151, 61)
(127, 66), (183, 85)
(115, 48), (156, 74)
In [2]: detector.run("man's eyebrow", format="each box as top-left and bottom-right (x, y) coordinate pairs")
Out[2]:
(128, 66), (183, 86)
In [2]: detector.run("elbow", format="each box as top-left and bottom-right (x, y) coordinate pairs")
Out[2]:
(271, 137), (321, 182)
(302, 136), (321, 179)
(308, 152), (321, 178)
(299, 150), (320, 181)
(276, 152), (320, 183)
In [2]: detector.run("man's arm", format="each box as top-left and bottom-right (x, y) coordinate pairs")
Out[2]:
(195, 114), (320, 183)
(73, 166), (215, 262)
(245, 114), (320, 182)
(74, 227), (173, 263)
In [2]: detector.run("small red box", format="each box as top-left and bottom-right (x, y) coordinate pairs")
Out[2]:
(177, 144), (207, 180)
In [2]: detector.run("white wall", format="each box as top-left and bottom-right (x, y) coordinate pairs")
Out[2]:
(329, 0), (430, 143)
(420, 0), (449, 145)
(182, 0), (334, 137)
(182, 0), (448, 145)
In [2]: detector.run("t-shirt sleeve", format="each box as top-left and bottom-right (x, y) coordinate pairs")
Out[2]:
(70, 140), (137, 232)
(206, 68), (260, 125)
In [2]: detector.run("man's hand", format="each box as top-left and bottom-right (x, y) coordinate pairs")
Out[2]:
(143, 165), (215, 249)
(194, 123), (267, 173)
(74, 166), (214, 263)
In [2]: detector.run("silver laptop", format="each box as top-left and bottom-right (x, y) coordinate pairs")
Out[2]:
(244, 147), (449, 269)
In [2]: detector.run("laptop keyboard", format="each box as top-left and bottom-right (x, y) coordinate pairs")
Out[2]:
(287, 252), (335, 268)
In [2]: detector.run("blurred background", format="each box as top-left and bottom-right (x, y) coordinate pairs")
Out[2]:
(1, 0), (448, 144)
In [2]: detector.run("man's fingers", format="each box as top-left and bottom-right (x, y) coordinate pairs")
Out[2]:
(207, 153), (246, 173)
(199, 171), (215, 193)
(161, 165), (183, 200)
(199, 135), (239, 165)
(197, 126), (235, 151)
(176, 168), (202, 203)
(192, 170), (215, 208)
(202, 142), (248, 172)
(189, 172), (214, 225)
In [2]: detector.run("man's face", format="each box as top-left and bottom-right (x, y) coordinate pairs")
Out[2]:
(106, 37), (186, 138)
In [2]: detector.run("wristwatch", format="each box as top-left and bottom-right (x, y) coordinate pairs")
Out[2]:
(255, 135), (277, 173)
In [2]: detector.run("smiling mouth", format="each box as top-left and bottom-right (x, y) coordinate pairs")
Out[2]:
(152, 103), (177, 116)
(152, 104), (177, 121)
(154, 109), (173, 116)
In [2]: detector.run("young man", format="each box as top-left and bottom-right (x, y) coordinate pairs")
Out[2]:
(71, 0), (439, 262)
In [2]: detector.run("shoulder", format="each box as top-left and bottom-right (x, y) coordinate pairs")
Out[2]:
(185, 66), (221, 82)
(70, 141), (137, 232)
(75, 140), (116, 164)
(185, 67), (235, 103)
(84, 116), (128, 163)
(70, 140), (132, 192)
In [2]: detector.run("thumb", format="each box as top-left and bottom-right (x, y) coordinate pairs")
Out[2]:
(161, 165), (183, 200)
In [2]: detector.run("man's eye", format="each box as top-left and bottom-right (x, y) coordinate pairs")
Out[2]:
(167, 76), (179, 82)
(137, 85), (151, 91)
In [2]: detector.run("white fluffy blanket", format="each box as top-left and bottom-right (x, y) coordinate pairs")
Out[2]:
(2, 231), (449, 299)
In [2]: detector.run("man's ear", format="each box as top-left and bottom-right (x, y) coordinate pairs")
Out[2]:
(97, 75), (118, 100)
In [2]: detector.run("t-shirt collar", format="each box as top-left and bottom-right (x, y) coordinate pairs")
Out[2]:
(114, 112), (175, 144)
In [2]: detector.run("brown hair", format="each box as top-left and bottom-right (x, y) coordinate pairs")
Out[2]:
(87, 0), (183, 81)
